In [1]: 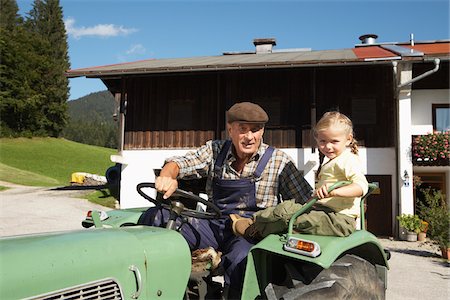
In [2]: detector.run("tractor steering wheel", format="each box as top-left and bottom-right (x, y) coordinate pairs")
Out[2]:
(136, 182), (221, 219)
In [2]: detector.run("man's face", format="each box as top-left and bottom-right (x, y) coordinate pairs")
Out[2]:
(228, 122), (264, 159)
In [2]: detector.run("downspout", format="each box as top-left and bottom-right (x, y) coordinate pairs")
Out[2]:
(397, 58), (440, 88)
(392, 60), (400, 237)
(392, 57), (440, 237)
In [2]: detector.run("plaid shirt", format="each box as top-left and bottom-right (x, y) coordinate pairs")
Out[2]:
(167, 140), (312, 208)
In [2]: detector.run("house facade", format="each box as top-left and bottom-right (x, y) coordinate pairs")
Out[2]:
(67, 35), (449, 238)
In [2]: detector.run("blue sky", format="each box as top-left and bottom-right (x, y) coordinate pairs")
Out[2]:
(17, 0), (449, 100)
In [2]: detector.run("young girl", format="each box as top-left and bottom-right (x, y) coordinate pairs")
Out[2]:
(231, 111), (368, 239)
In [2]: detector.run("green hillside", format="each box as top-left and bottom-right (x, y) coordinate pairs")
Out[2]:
(62, 90), (118, 148)
(67, 90), (115, 122)
(0, 137), (116, 186)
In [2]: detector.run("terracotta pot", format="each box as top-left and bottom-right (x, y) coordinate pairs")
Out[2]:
(418, 232), (427, 242)
(441, 247), (450, 259)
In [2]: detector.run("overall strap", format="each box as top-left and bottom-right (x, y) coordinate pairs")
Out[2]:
(253, 146), (274, 178)
(214, 140), (232, 177)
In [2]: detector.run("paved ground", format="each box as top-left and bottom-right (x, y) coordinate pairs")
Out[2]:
(0, 181), (449, 299)
(0, 181), (110, 236)
(379, 238), (449, 299)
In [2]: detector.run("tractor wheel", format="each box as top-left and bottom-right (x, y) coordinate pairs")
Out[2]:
(265, 254), (385, 300)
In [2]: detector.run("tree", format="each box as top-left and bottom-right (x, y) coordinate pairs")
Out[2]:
(24, 0), (70, 137)
(0, 0), (70, 137)
(0, 0), (37, 135)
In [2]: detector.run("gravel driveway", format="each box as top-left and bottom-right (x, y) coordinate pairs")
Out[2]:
(0, 181), (448, 299)
(0, 181), (110, 237)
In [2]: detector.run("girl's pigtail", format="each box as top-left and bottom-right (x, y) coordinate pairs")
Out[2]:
(350, 137), (359, 155)
(315, 151), (325, 182)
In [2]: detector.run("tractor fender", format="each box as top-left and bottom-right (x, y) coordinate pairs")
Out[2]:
(242, 230), (388, 299)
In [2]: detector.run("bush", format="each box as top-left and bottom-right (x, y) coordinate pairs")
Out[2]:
(397, 214), (422, 234)
(417, 188), (450, 248)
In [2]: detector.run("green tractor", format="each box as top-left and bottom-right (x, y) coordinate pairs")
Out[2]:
(0, 182), (389, 299)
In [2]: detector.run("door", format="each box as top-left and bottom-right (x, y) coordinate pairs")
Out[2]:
(365, 175), (393, 237)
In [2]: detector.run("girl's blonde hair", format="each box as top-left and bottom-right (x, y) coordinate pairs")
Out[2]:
(313, 111), (359, 155)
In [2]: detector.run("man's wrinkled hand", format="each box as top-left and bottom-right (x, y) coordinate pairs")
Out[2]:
(155, 176), (178, 199)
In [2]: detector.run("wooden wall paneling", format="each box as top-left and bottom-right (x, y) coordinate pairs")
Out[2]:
(123, 66), (395, 149)
(124, 131), (131, 149)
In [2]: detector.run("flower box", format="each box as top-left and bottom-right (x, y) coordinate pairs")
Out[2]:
(412, 132), (449, 166)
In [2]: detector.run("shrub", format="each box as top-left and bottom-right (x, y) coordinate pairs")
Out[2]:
(417, 188), (450, 248)
(396, 214), (422, 234)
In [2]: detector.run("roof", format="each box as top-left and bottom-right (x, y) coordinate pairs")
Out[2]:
(66, 40), (450, 78)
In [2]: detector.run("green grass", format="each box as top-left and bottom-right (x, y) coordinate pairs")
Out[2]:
(0, 137), (118, 207)
(85, 189), (118, 208)
(0, 137), (116, 187)
(0, 162), (60, 186)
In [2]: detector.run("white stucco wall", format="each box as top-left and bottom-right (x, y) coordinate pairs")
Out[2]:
(411, 89), (450, 135)
(114, 147), (398, 210)
(398, 87), (415, 215)
(113, 150), (189, 208)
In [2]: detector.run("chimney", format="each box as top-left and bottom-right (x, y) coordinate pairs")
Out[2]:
(253, 38), (276, 54)
(358, 34), (378, 45)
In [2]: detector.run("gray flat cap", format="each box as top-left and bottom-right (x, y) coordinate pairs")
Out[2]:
(226, 102), (269, 124)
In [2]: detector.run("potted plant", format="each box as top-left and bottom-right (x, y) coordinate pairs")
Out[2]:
(417, 188), (450, 259)
(412, 131), (450, 166)
(397, 214), (422, 242)
(418, 220), (428, 242)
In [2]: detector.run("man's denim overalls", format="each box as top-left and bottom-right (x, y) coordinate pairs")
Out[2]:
(141, 140), (274, 295)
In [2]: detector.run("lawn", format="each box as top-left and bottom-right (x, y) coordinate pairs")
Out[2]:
(0, 137), (116, 186)
(0, 138), (118, 208)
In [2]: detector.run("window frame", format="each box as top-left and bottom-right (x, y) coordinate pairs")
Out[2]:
(432, 103), (450, 132)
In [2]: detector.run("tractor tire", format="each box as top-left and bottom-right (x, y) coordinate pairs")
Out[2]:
(265, 254), (385, 300)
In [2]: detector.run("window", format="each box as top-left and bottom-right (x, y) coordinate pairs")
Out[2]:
(352, 98), (377, 125)
(168, 98), (195, 130)
(432, 104), (450, 132)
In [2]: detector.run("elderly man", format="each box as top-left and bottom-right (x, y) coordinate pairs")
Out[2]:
(144, 102), (312, 298)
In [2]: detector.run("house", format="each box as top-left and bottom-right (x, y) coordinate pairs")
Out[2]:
(67, 34), (450, 238)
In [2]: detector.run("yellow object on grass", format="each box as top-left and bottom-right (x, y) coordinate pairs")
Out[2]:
(71, 172), (88, 184)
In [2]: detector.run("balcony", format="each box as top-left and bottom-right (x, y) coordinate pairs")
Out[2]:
(412, 132), (449, 166)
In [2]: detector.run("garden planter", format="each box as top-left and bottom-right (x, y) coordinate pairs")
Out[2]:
(405, 231), (418, 242)
(397, 215), (422, 241)
(418, 232), (427, 242)
(399, 227), (418, 242)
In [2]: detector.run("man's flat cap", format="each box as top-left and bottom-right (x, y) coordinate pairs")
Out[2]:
(226, 102), (269, 124)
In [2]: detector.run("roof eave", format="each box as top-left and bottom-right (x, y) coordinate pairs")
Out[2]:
(66, 58), (403, 79)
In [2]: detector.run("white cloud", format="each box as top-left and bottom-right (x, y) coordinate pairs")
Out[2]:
(126, 44), (146, 55)
(116, 44), (150, 62)
(65, 17), (137, 39)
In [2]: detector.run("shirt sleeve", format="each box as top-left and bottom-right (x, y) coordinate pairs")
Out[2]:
(166, 140), (215, 179)
(278, 159), (313, 204)
(342, 154), (369, 196)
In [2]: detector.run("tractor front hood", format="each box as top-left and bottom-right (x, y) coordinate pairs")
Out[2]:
(0, 226), (191, 299)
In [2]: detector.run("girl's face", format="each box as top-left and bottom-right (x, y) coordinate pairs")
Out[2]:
(316, 126), (352, 160)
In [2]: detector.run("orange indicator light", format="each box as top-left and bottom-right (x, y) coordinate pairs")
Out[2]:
(295, 240), (315, 252)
